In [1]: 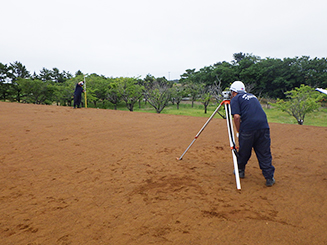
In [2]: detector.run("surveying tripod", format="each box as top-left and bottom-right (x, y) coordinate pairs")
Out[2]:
(177, 99), (241, 190)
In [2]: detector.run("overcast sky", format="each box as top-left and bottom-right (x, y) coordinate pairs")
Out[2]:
(1, 0), (327, 80)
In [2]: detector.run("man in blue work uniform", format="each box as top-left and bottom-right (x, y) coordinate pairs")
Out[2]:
(230, 81), (275, 187)
(73, 81), (84, 108)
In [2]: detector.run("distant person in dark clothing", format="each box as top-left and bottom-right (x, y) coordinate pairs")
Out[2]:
(74, 81), (84, 108)
(230, 81), (275, 187)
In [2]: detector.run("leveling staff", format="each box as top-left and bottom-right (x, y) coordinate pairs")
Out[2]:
(230, 81), (275, 187)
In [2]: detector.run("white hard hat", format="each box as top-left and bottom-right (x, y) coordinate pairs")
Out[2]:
(230, 81), (246, 93)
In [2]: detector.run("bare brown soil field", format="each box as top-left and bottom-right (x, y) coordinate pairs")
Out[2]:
(1, 101), (327, 245)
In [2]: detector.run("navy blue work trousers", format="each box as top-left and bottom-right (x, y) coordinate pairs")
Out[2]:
(238, 128), (275, 179)
(74, 94), (82, 108)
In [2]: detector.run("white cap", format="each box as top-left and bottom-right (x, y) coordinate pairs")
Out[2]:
(230, 81), (246, 93)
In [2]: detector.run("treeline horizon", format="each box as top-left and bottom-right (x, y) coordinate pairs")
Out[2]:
(180, 52), (327, 98)
(1, 52), (327, 112)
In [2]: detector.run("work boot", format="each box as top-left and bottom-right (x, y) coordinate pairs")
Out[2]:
(239, 169), (245, 179)
(233, 169), (245, 179)
(266, 178), (275, 187)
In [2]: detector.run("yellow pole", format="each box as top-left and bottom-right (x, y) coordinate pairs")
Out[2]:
(84, 75), (87, 108)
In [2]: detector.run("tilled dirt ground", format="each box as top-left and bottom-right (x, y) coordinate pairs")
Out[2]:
(1, 102), (327, 244)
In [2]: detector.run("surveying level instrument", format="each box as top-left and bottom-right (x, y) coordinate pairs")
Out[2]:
(176, 99), (241, 190)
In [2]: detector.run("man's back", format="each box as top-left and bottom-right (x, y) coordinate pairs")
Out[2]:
(74, 84), (83, 96)
(231, 92), (269, 132)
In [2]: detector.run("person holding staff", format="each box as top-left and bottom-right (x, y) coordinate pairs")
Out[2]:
(73, 81), (84, 109)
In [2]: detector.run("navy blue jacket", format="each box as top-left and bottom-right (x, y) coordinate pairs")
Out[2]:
(74, 84), (83, 97)
(230, 92), (269, 133)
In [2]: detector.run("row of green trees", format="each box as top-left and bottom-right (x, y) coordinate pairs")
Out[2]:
(180, 53), (327, 99)
(1, 53), (327, 124)
(0, 62), (189, 112)
(0, 61), (228, 113)
(3, 53), (327, 101)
